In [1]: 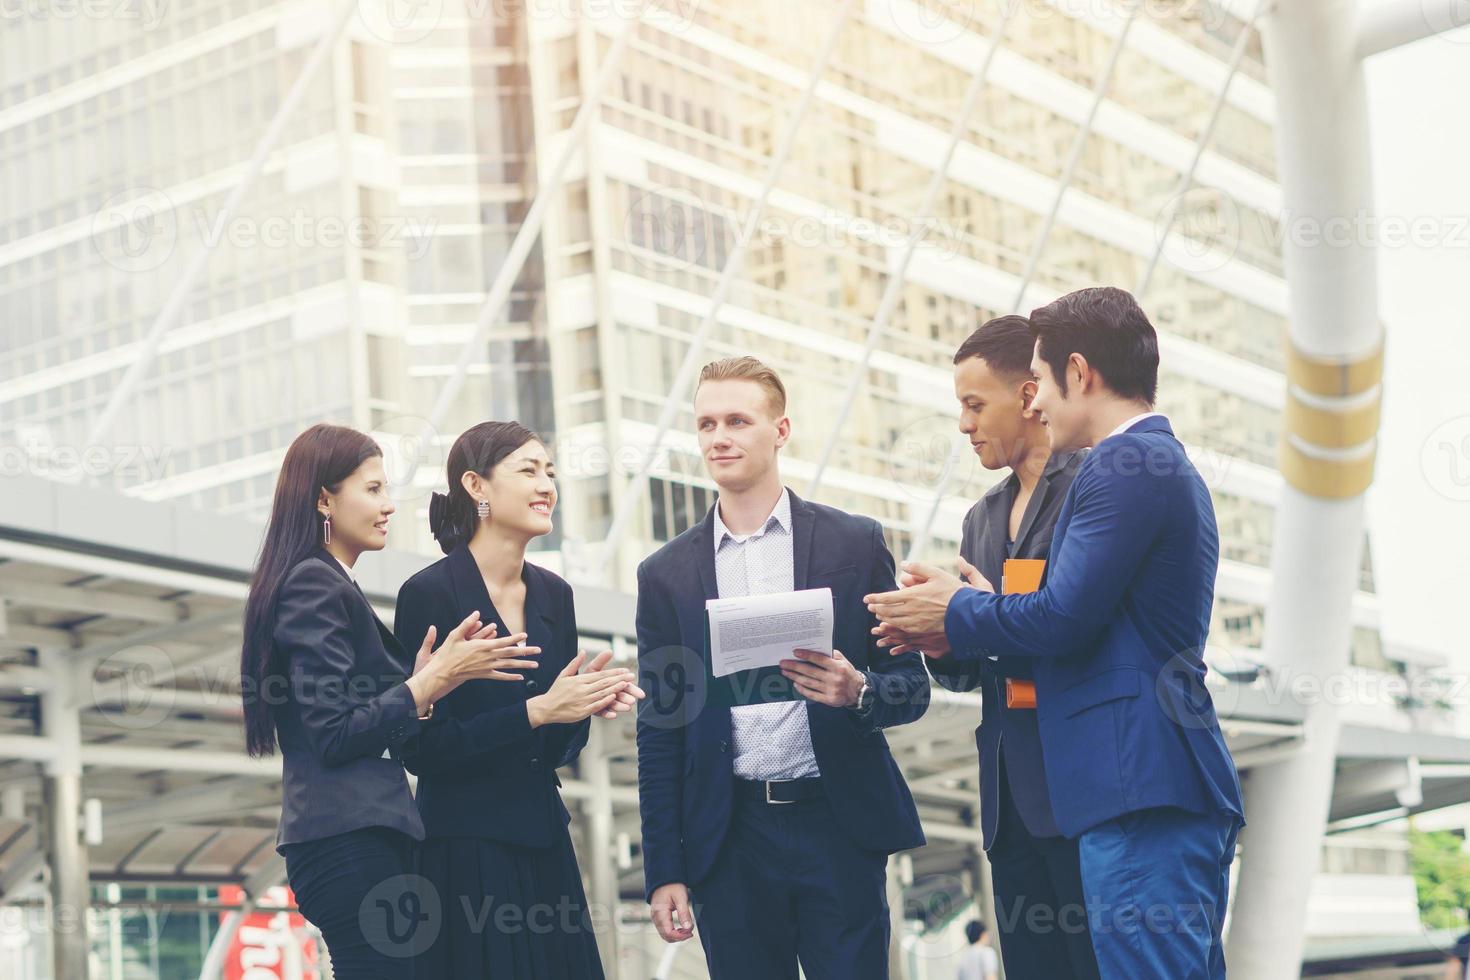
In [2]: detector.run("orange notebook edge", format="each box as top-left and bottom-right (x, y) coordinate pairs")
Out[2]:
(1001, 559), (1044, 709)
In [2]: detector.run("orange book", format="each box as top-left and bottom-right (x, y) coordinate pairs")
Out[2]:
(1001, 559), (1045, 709)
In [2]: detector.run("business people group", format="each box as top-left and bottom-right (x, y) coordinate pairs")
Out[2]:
(241, 283), (1242, 979)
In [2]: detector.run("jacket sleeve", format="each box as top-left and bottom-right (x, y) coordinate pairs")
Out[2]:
(392, 575), (532, 778)
(850, 519), (931, 731)
(543, 581), (592, 770)
(275, 561), (421, 768)
(634, 559), (688, 901)
(944, 447), (1166, 661)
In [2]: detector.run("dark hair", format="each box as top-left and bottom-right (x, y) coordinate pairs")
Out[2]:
(241, 424), (382, 758)
(1029, 286), (1158, 404)
(954, 313), (1035, 378)
(429, 421), (543, 554)
(965, 920), (987, 944)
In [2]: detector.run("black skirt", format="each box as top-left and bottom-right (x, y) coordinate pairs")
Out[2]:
(415, 824), (605, 979)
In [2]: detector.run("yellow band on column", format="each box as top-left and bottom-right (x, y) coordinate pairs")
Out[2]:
(1278, 441), (1377, 499)
(1284, 342), (1384, 398)
(1283, 392), (1381, 449)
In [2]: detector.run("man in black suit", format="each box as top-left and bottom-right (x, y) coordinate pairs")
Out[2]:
(635, 355), (930, 979)
(880, 316), (1099, 978)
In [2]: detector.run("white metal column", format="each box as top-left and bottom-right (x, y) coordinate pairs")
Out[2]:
(1224, 0), (1385, 974)
(42, 650), (89, 979)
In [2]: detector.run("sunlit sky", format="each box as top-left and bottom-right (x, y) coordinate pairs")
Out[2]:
(1362, 24), (1470, 660)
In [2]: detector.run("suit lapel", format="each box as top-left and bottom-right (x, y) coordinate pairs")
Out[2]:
(788, 488), (815, 591)
(1012, 469), (1054, 555)
(314, 550), (407, 664)
(981, 485), (1011, 576)
(694, 501), (721, 604)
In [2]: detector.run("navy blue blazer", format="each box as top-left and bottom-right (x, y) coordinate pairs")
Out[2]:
(393, 545), (589, 848)
(943, 417), (1244, 838)
(928, 449), (1085, 849)
(635, 489), (929, 902)
(272, 550), (425, 848)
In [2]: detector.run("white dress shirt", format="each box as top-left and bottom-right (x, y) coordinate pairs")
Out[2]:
(1103, 410), (1164, 441)
(712, 487), (821, 781)
(333, 555), (357, 580)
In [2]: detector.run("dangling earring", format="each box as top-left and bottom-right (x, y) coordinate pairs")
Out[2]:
(322, 513), (332, 544)
(476, 499), (490, 520)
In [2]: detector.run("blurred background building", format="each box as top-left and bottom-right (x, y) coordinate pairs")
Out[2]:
(0, 0), (1466, 977)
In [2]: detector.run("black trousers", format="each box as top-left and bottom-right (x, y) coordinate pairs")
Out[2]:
(691, 793), (891, 980)
(282, 826), (421, 980)
(987, 759), (1101, 980)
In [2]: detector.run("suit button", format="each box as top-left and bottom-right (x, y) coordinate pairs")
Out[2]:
(718, 740), (728, 753)
(529, 757), (543, 772)
(525, 678), (539, 692)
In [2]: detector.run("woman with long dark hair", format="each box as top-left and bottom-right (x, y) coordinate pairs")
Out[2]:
(393, 421), (642, 978)
(241, 423), (541, 978)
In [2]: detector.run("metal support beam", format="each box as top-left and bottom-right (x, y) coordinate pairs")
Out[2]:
(87, 0), (360, 449)
(903, 1), (1137, 563)
(804, 0), (1018, 499)
(1011, 1), (1140, 312)
(1355, 0), (1470, 58)
(591, 0), (857, 583)
(584, 725), (619, 975)
(1136, 0), (1270, 299)
(40, 651), (89, 980)
(423, 4), (649, 441)
(1225, 0), (1384, 972)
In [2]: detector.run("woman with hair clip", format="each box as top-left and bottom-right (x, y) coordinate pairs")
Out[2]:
(394, 421), (643, 979)
(241, 423), (542, 978)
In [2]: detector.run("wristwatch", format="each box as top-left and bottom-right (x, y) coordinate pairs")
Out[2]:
(855, 673), (873, 713)
(417, 702), (435, 721)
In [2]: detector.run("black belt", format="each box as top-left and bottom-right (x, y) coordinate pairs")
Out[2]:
(734, 777), (823, 805)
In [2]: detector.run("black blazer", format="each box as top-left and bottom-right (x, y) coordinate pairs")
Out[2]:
(635, 488), (929, 901)
(929, 450), (1084, 849)
(393, 544), (589, 848)
(271, 550), (426, 849)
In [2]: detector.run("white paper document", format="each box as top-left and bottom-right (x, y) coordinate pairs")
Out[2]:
(705, 587), (834, 678)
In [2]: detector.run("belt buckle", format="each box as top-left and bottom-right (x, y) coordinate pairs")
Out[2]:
(765, 779), (795, 805)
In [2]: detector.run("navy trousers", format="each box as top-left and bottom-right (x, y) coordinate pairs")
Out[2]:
(1077, 806), (1241, 980)
(987, 761), (1101, 979)
(282, 826), (420, 979)
(690, 793), (891, 979)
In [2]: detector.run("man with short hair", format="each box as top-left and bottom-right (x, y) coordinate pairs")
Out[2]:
(635, 355), (931, 978)
(956, 920), (1000, 980)
(888, 314), (1099, 978)
(868, 287), (1245, 979)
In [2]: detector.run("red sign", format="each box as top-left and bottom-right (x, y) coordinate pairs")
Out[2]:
(218, 885), (320, 980)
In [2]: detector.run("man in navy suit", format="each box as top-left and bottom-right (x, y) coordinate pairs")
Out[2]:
(635, 355), (930, 979)
(867, 288), (1244, 979)
(888, 314), (1099, 978)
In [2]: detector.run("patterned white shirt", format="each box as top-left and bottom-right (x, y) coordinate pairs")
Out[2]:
(713, 487), (821, 780)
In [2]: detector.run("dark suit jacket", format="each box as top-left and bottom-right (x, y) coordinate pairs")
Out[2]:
(393, 544), (589, 847)
(272, 549), (425, 849)
(944, 417), (1245, 838)
(635, 488), (929, 902)
(929, 449), (1084, 849)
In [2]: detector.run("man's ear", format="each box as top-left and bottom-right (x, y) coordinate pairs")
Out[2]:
(1019, 379), (1039, 415)
(774, 415), (792, 449)
(1069, 352), (1093, 393)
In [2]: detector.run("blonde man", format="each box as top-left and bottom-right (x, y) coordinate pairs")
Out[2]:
(634, 356), (931, 978)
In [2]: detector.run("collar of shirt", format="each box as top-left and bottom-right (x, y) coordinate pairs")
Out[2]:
(333, 555), (357, 581)
(713, 486), (792, 549)
(1105, 411), (1165, 441)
